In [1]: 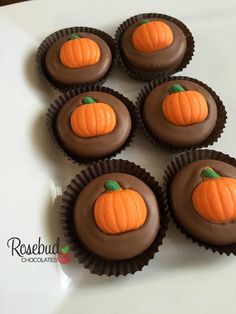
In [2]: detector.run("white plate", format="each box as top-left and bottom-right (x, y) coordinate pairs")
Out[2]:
(0, 0), (236, 313)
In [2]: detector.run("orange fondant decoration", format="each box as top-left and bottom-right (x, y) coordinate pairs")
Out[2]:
(132, 20), (173, 52)
(162, 84), (208, 126)
(70, 96), (116, 138)
(60, 34), (101, 68)
(192, 167), (236, 224)
(94, 180), (147, 234)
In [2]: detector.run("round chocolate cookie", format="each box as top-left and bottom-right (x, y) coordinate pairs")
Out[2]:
(45, 32), (112, 86)
(74, 173), (160, 260)
(121, 18), (187, 73)
(56, 91), (132, 160)
(142, 79), (218, 147)
(170, 159), (236, 246)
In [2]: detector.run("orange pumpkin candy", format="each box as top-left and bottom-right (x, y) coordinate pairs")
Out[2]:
(132, 19), (173, 53)
(70, 96), (116, 138)
(60, 34), (101, 68)
(94, 180), (147, 234)
(162, 84), (208, 126)
(192, 167), (236, 223)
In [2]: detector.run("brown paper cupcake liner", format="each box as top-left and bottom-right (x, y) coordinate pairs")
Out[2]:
(60, 159), (169, 276)
(47, 85), (138, 165)
(163, 149), (236, 255)
(137, 76), (227, 153)
(115, 13), (195, 81)
(36, 26), (116, 92)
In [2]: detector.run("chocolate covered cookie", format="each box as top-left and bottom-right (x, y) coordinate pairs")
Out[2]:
(74, 173), (160, 260)
(170, 160), (236, 246)
(47, 87), (137, 163)
(163, 149), (236, 255)
(116, 13), (194, 81)
(36, 27), (115, 90)
(138, 76), (226, 152)
(60, 159), (169, 276)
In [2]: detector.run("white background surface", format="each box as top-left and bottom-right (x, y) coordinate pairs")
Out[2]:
(0, 0), (236, 313)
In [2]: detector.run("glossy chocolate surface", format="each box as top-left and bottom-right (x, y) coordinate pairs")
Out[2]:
(143, 80), (217, 147)
(170, 160), (236, 245)
(121, 18), (187, 72)
(74, 173), (160, 260)
(56, 91), (132, 159)
(46, 32), (112, 85)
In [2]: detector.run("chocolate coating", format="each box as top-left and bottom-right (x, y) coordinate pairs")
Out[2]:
(45, 33), (112, 85)
(170, 160), (236, 245)
(56, 91), (131, 159)
(143, 79), (218, 147)
(121, 18), (187, 72)
(74, 173), (160, 260)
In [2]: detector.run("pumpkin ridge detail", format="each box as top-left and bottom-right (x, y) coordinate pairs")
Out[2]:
(112, 193), (122, 232)
(96, 44), (100, 64)
(182, 92), (192, 123)
(71, 40), (79, 65)
(84, 39), (91, 64)
(111, 106), (116, 133)
(116, 192), (128, 231)
(200, 181), (209, 219)
(219, 180), (230, 220)
(144, 24), (154, 50)
(91, 104), (97, 134)
(177, 92), (185, 125)
(211, 179), (224, 221)
(224, 179), (236, 217)
(96, 195), (107, 232)
(159, 21), (166, 47)
(78, 39), (84, 64)
(75, 112), (84, 137)
(71, 40), (79, 66)
(150, 22), (158, 49)
(111, 192), (120, 233)
(127, 191), (139, 228)
(103, 193), (115, 233)
(138, 31), (146, 51)
(76, 40), (83, 65)
(82, 105), (89, 136)
(205, 179), (216, 221)
(104, 105), (108, 134)
(67, 42), (76, 67)
(130, 190), (140, 229)
(224, 180), (236, 219)
(135, 29), (145, 51)
(215, 179), (227, 221)
(100, 104), (106, 134)
(188, 91), (199, 121)
(196, 92), (202, 121)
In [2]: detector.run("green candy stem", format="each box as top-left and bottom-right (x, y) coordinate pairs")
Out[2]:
(104, 180), (121, 191)
(69, 34), (79, 40)
(61, 246), (70, 254)
(168, 84), (185, 94)
(201, 167), (221, 180)
(140, 19), (149, 24)
(82, 96), (96, 104)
